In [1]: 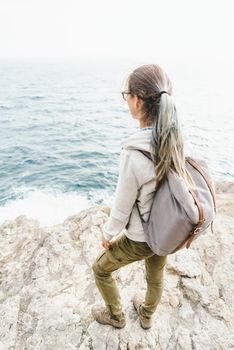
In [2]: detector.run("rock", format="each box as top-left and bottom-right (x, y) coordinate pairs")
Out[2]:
(0, 182), (233, 349)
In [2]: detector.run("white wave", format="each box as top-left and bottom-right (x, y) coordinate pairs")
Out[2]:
(0, 188), (92, 228)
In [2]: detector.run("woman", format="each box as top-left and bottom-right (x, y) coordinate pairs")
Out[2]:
(91, 63), (194, 329)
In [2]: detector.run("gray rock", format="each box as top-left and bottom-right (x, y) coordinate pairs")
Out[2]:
(0, 183), (233, 349)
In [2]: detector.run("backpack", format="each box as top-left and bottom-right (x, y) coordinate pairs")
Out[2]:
(126, 150), (216, 256)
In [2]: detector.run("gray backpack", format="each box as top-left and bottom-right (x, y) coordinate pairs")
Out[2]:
(127, 150), (216, 256)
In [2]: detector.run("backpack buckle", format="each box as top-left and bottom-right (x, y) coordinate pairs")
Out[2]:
(194, 227), (201, 234)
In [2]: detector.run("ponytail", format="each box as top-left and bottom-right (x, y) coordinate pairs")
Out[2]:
(150, 93), (195, 190)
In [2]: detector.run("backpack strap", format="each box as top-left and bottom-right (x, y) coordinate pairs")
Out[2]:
(125, 150), (152, 230)
(185, 157), (217, 213)
(135, 150), (154, 223)
(184, 189), (205, 248)
(137, 150), (153, 162)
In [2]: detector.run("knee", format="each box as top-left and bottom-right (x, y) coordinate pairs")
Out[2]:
(92, 250), (114, 277)
(92, 250), (105, 275)
(92, 259), (106, 277)
(92, 261), (99, 275)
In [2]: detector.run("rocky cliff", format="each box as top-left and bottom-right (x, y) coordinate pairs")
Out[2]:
(0, 182), (233, 349)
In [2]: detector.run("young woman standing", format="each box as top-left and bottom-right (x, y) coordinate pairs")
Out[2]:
(91, 64), (194, 329)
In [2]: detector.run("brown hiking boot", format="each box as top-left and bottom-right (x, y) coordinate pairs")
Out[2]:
(132, 293), (152, 329)
(91, 305), (126, 329)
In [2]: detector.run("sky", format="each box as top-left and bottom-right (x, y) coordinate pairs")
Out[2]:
(0, 0), (233, 62)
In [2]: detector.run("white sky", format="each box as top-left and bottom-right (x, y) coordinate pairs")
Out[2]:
(0, 0), (233, 61)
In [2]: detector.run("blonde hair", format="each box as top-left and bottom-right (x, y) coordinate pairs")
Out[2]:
(125, 63), (195, 189)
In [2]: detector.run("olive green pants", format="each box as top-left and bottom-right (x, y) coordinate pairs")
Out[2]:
(92, 233), (167, 320)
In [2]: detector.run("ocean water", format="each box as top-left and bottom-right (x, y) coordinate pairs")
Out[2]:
(0, 57), (233, 227)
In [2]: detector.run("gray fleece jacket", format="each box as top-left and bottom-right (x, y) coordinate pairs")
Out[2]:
(102, 127), (195, 242)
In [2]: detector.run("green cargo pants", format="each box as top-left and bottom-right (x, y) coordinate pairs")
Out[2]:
(92, 233), (167, 320)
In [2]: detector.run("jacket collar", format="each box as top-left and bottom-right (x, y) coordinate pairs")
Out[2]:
(121, 128), (156, 155)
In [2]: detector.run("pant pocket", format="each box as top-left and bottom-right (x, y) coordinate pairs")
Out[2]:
(110, 235), (134, 263)
(95, 249), (125, 273)
(111, 247), (131, 263)
(124, 236), (154, 258)
(95, 250), (106, 262)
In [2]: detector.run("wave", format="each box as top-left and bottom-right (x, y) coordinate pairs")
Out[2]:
(29, 96), (45, 100)
(0, 187), (92, 228)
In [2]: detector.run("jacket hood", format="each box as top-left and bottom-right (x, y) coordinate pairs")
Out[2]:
(121, 128), (156, 154)
(121, 128), (195, 157)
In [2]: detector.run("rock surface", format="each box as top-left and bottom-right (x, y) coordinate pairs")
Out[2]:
(0, 181), (233, 349)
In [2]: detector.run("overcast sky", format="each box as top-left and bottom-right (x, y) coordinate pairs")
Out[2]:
(0, 0), (233, 62)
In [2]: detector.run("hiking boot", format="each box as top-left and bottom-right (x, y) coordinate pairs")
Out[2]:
(132, 293), (152, 329)
(91, 305), (126, 329)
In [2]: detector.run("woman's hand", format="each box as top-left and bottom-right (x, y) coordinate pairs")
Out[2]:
(101, 233), (111, 250)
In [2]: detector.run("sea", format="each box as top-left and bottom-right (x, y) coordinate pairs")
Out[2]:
(0, 57), (233, 227)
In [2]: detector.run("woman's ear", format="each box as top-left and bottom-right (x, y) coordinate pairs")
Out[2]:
(136, 96), (144, 111)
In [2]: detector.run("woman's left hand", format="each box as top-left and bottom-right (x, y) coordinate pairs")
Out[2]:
(101, 233), (111, 250)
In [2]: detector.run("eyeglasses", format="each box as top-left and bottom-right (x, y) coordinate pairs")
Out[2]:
(121, 91), (131, 101)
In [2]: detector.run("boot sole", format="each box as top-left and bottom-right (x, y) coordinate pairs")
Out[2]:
(95, 318), (126, 328)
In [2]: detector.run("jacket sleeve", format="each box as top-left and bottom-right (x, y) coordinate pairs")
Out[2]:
(102, 149), (141, 241)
